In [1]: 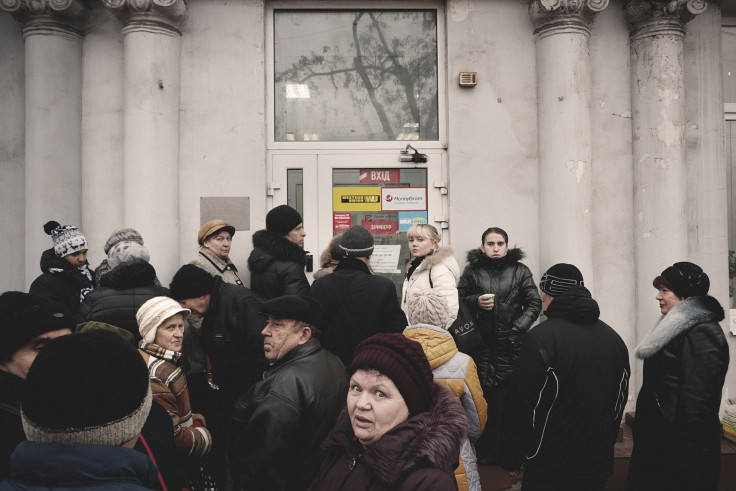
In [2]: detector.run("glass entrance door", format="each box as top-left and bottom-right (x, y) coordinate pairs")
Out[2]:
(270, 151), (447, 296)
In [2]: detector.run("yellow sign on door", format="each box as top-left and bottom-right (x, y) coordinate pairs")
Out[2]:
(332, 187), (382, 212)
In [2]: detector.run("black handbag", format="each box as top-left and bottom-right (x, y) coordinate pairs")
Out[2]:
(449, 300), (485, 356)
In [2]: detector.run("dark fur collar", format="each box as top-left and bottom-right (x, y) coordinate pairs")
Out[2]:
(635, 295), (725, 359)
(251, 229), (306, 266)
(334, 257), (371, 274)
(466, 247), (524, 268)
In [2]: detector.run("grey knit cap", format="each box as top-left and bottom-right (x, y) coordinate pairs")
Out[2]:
(407, 289), (450, 328)
(107, 242), (150, 269)
(338, 225), (374, 257)
(104, 228), (144, 255)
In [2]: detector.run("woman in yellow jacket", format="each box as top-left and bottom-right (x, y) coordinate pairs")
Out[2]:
(404, 289), (488, 491)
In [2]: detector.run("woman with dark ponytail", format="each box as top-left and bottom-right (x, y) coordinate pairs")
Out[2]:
(29, 220), (94, 312)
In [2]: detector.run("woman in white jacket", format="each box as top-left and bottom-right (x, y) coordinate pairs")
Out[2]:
(401, 224), (460, 328)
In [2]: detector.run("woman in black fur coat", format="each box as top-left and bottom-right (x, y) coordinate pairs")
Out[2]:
(628, 262), (729, 491)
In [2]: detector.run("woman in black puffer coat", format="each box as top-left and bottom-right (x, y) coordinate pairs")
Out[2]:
(457, 227), (542, 463)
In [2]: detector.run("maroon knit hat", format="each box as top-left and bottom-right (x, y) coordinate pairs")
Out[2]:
(351, 333), (434, 416)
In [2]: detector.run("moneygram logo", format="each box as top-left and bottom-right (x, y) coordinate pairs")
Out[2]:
(385, 195), (393, 202)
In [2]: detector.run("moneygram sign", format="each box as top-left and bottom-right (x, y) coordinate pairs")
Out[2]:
(381, 187), (427, 211)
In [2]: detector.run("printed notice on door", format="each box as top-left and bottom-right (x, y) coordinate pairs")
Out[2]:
(370, 245), (402, 274)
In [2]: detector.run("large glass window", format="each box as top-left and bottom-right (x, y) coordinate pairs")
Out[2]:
(274, 10), (439, 142)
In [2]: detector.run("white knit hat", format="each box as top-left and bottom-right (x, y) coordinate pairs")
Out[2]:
(137, 297), (190, 344)
(407, 289), (450, 329)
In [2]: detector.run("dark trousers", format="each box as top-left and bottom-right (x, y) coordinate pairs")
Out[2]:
(522, 469), (606, 491)
(476, 384), (507, 463)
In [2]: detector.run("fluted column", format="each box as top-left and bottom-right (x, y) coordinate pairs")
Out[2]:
(1, 0), (88, 287)
(625, 0), (707, 354)
(531, 0), (607, 290)
(103, 0), (185, 284)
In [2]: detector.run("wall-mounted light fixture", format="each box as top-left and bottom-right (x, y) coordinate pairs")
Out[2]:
(398, 144), (428, 164)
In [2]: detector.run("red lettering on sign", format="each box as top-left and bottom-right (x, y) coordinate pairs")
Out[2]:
(361, 220), (399, 235)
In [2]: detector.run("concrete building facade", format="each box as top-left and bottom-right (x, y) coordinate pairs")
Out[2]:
(1, 0), (734, 402)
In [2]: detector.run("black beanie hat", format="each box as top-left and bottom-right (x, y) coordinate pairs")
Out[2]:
(0, 292), (74, 362)
(260, 295), (323, 327)
(266, 205), (303, 236)
(21, 330), (152, 445)
(351, 333), (434, 416)
(339, 225), (375, 257)
(539, 263), (584, 296)
(654, 261), (709, 299)
(169, 264), (216, 300)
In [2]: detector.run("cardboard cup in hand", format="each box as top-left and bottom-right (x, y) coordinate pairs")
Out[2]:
(478, 293), (495, 310)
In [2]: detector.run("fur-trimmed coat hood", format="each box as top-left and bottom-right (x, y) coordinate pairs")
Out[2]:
(466, 247), (524, 269)
(636, 295), (725, 359)
(311, 382), (467, 490)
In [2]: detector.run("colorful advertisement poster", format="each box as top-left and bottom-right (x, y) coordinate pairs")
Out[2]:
(359, 169), (400, 184)
(398, 211), (428, 232)
(333, 187), (382, 212)
(361, 220), (399, 235)
(333, 213), (351, 232)
(381, 187), (427, 211)
(370, 245), (402, 274)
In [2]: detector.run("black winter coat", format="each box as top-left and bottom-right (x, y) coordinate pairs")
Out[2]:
(78, 260), (169, 340)
(457, 248), (542, 387)
(247, 230), (309, 299)
(309, 258), (407, 366)
(29, 248), (94, 313)
(628, 295), (729, 491)
(310, 383), (466, 491)
(499, 286), (630, 482)
(229, 339), (348, 491)
(0, 370), (23, 482)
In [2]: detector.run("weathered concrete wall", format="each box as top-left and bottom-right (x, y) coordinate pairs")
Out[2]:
(81, 3), (124, 271)
(684, 2), (736, 400)
(0, 15), (25, 293)
(589, 4), (637, 400)
(178, 0), (267, 285)
(447, 0), (540, 279)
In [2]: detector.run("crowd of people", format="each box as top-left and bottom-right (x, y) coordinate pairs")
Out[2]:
(0, 207), (730, 491)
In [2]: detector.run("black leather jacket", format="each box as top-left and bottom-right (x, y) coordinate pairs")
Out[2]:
(457, 248), (542, 387)
(228, 338), (348, 490)
(247, 230), (310, 299)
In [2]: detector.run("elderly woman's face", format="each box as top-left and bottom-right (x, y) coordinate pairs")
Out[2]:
(656, 287), (682, 315)
(154, 313), (185, 352)
(347, 369), (410, 446)
(204, 230), (232, 260)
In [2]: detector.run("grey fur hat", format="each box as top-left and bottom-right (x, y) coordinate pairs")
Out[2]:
(107, 242), (150, 269)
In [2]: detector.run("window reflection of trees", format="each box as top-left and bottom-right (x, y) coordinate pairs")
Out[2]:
(275, 11), (438, 142)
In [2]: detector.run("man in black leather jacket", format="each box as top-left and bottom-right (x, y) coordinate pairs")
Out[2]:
(228, 295), (348, 491)
(499, 264), (630, 491)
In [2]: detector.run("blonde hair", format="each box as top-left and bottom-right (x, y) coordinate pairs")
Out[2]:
(406, 224), (441, 245)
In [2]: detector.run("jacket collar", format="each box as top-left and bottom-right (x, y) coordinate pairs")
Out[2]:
(335, 257), (371, 274)
(264, 338), (321, 377)
(250, 229), (306, 266)
(635, 295), (725, 359)
(198, 247), (238, 273)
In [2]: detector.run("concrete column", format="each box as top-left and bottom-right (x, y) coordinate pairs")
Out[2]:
(103, 0), (186, 284)
(1, 0), (88, 287)
(531, 0), (608, 289)
(624, 0), (707, 358)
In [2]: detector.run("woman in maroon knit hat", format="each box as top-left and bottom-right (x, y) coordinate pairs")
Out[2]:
(310, 333), (467, 490)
